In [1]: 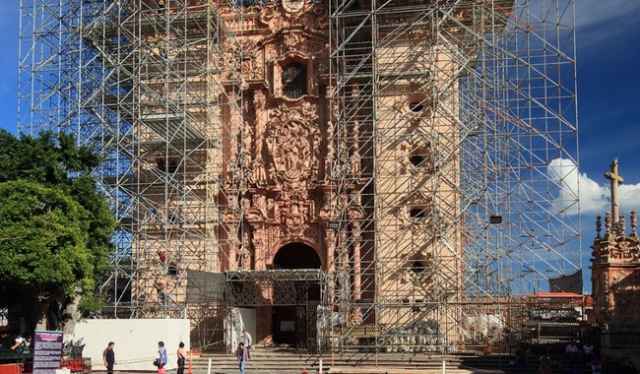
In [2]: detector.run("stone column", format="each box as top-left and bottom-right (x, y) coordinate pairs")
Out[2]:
(325, 228), (336, 304)
(351, 221), (363, 323)
(227, 90), (241, 177)
(352, 222), (362, 301)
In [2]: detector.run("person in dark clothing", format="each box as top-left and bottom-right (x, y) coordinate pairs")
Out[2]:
(176, 342), (187, 374)
(103, 342), (115, 374)
(236, 342), (249, 374)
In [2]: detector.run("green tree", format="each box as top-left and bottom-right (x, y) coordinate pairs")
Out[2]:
(0, 130), (115, 330)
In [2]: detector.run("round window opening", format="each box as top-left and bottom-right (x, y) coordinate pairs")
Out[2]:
(409, 206), (429, 221)
(409, 101), (425, 113)
(409, 154), (425, 167)
(411, 260), (426, 274)
(407, 93), (429, 114)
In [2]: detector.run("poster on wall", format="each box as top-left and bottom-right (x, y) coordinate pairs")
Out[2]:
(33, 330), (64, 374)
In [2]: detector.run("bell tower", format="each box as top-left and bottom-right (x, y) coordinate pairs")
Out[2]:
(591, 160), (640, 345)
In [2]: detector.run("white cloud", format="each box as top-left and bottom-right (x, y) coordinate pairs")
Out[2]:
(574, 0), (640, 30)
(548, 158), (640, 216)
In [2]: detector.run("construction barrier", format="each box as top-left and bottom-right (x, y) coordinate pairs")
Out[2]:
(0, 363), (23, 374)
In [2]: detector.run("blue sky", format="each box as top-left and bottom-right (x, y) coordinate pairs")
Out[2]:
(1, 1), (639, 292)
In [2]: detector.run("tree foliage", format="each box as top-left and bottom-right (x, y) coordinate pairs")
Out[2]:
(0, 129), (115, 323)
(0, 180), (92, 294)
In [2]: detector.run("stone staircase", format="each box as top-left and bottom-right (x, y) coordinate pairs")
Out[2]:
(189, 349), (518, 374)
(189, 348), (604, 374)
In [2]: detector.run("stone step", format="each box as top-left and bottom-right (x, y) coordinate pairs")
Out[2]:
(191, 360), (464, 367)
(193, 356), (468, 360)
(328, 369), (479, 374)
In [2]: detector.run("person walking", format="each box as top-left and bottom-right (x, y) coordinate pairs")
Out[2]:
(103, 342), (115, 374)
(236, 342), (249, 374)
(241, 329), (252, 359)
(176, 342), (187, 374)
(154, 341), (168, 374)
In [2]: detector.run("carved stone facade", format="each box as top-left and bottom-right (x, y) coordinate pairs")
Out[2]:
(591, 160), (640, 347)
(135, 0), (462, 348)
(215, 1), (332, 345)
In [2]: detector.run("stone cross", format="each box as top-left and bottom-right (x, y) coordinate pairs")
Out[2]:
(604, 159), (624, 223)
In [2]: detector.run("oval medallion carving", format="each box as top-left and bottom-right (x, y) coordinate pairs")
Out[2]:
(265, 120), (317, 184)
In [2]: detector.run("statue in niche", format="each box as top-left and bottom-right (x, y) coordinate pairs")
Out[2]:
(239, 230), (252, 270)
(255, 194), (267, 218)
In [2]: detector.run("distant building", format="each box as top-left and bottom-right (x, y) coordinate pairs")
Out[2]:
(526, 291), (590, 344)
(591, 160), (640, 353)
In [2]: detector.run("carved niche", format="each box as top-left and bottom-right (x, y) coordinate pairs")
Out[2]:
(263, 102), (320, 187)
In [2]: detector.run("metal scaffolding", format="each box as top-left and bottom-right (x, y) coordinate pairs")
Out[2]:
(18, 0), (579, 356)
(18, 1), (246, 346)
(327, 0), (579, 354)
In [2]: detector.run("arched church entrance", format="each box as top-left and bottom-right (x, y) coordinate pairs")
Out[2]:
(271, 243), (321, 347)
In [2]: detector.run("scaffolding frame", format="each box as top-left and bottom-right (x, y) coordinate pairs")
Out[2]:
(17, 0), (246, 337)
(18, 0), (580, 357)
(327, 0), (579, 355)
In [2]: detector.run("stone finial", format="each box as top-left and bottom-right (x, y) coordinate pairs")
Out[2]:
(631, 210), (638, 237)
(596, 215), (602, 239)
(604, 159), (624, 224)
(604, 213), (612, 236)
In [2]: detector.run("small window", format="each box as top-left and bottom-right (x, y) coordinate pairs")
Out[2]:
(490, 215), (503, 224)
(411, 260), (426, 274)
(409, 206), (429, 221)
(407, 93), (430, 114)
(412, 299), (423, 313)
(168, 262), (178, 276)
(409, 143), (433, 170)
(282, 62), (307, 99)
(409, 100), (425, 113)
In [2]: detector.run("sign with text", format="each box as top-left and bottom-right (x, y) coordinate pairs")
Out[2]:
(33, 330), (63, 374)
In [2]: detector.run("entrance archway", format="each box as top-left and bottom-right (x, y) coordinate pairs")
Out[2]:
(273, 242), (321, 269)
(271, 243), (321, 347)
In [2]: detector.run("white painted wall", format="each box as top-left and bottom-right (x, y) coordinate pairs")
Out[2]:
(65, 319), (190, 371)
(238, 308), (256, 346)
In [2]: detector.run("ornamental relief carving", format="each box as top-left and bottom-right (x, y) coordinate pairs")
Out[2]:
(259, 0), (328, 34)
(598, 238), (640, 262)
(282, 0), (305, 13)
(262, 103), (321, 187)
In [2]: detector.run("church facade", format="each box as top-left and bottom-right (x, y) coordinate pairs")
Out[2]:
(131, 0), (468, 349)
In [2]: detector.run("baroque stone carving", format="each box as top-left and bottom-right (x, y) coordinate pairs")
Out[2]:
(264, 103), (320, 187)
(282, 0), (305, 14)
(259, 0), (328, 34)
